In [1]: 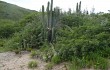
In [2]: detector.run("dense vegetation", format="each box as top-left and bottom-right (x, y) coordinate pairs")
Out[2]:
(0, 0), (110, 70)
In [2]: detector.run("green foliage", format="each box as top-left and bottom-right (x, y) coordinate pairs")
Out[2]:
(0, 39), (5, 47)
(50, 13), (110, 69)
(0, 39), (11, 52)
(51, 55), (61, 64)
(61, 15), (83, 27)
(4, 13), (43, 50)
(0, 1), (36, 52)
(0, 19), (20, 38)
(19, 12), (39, 27)
(55, 13), (110, 61)
(68, 53), (109, 70)
(28, 61), (38, 68)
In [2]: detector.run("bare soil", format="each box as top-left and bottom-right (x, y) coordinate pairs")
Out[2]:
(0, 51), (47, 70)
(0, 51), (67, 70)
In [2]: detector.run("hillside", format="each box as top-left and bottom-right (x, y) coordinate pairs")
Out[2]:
(0, 1), (36, 21)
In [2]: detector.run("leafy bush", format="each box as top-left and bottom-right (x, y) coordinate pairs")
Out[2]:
(0, 19), (20, 38)
(55, 21), (110, 61)
(68, 53), (109, 70)
(61, 15), (84, 27)
(4, 13), (43, 50)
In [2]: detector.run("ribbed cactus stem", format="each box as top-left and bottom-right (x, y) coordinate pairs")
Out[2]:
(47, 2), (50, 28)
(50, 0), (53, 29)
(53, 8), (56, 26)
(79, 1), (81, 13)
(76, 3), (79, 13)
(57, 8), (60, 21)
(42, 5), (45, 24)
(76, 1), (81, 14)
(42, 5), (45, 40)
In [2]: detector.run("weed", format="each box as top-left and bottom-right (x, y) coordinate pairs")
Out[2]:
(28, 61), (37, 68)
(45, 62), (54, 70)
(51, 55), (61, 64)
(30, 50), (37, 58)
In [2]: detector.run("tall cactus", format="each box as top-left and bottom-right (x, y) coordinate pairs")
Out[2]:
(76, 3), (79, 13)
(76, 1), (82, 14)
(50, 0), (53, 29)
(42, 5), (45, 41)
(79, 1), (81, 13)
(42, 0), (60, 43)
(47, 2), (50, 28)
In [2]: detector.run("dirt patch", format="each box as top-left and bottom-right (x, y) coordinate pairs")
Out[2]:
(0, 51), (47, 70)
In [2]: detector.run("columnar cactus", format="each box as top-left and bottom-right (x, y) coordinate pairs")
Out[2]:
(79, 1), (81, 13)
(42, 0), (60, 43)
(76, 1), (82, 14)
(47, 2), (50, 28)
(42, 5), (45, 41)
(76, 3), (79, 13)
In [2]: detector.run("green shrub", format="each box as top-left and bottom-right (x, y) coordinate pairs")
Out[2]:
(0, 20), (19, 38)
(93, 56), (108, 70)
(4, 33), (22, 50)
(61, 15), (83, 27)
(51, 55), (61, 64)
(4, 13), (43, 50)
(28, 61), (38, 68)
